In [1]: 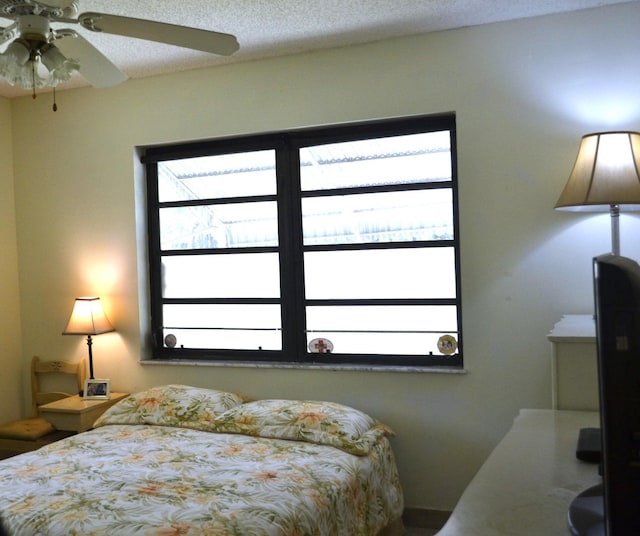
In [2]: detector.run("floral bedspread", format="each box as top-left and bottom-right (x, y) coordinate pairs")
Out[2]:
(0, 424), (403, 535)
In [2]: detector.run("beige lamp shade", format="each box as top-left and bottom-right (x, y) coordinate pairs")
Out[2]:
(63, 297), (114, 380)
(556, 131), (640, 255)
(63, 297), (114, 336)
(555, 131), (640, 212)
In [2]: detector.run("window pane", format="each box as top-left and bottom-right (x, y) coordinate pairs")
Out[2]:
(163, 304), (281, 350)
(306, 305), (458, 332)
(306, 331), (458, 355)
(300, 131), (451, 191)
(302, 189), (452, 246)
(162, 253), (280, 298)
(160, 201), (278, 250)
(158, 150), (276, 202)
(306, 305), (459, 354)
(163, 328), (281, 350)
(304, 247), (457, 299)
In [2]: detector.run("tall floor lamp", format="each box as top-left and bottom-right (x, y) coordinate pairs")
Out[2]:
(555, 131), (640, 255)
(63, 297), (114, 379)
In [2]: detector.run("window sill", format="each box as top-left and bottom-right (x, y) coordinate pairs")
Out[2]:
(140, 358), (467, 374)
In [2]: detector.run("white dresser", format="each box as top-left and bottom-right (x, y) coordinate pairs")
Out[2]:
(547, 314), (598, 411)
(436, 317), (601, 535)
(436, 409), (601, 536)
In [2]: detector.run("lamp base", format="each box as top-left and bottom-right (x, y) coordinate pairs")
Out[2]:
(86, 334), (95, 379)
(610, 204), (620, 255)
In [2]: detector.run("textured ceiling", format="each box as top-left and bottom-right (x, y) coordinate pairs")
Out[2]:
(0, 0), (635, 97)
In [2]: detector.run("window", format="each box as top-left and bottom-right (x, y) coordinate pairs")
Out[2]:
(143, 114), (462, 367)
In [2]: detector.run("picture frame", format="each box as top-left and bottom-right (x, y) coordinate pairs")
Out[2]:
(83, 379), (111, 400)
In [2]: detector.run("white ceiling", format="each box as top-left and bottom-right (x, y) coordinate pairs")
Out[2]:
(0, 0), (635, 98)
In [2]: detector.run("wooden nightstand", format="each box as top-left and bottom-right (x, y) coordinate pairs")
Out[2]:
(39, 392), (129, 432)
(548, 315), (598, 411)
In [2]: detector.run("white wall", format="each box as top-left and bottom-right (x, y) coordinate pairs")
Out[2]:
(0, 97), (22, 424)
(9, 2), (640, 511)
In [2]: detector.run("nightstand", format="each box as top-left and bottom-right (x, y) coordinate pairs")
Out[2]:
(547, 315), (598, 411)
(39, 392), (129, 432)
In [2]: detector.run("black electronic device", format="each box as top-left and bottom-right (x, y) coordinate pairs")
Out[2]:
(576, 427), (601, 464)
(568, 254), (640, 536)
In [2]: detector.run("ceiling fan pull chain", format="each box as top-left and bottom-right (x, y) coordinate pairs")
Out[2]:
(52, 85), (57, 111)
(31, 60), (36, 100)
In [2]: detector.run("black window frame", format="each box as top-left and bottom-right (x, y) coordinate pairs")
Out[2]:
(142, 113), (462, 368)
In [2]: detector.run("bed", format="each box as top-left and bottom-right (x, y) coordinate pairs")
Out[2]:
(0, 384), (404, 535)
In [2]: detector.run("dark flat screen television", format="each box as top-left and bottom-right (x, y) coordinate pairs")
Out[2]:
(568, 254), (640, 535)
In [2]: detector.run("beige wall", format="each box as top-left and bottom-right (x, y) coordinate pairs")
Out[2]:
(7, 3), (640, 510)
(0, 98), (22, 423)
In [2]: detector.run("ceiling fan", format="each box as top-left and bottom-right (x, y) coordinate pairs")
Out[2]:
(0, 0), (239, 93)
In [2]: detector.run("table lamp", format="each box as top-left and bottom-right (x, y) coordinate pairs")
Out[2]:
(555, 131), (640, 255)
(63, 297), (114, 379)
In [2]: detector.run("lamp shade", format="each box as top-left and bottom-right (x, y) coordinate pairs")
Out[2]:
(555, 131), (640, 212)
(63, 297), (114, 336)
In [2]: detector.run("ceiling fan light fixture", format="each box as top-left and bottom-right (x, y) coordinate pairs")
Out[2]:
(41, 44), (78, 85)
(0, 40), (78, 90)
(0, 41), (33, 87)
(1, 40), (30, 65)
(9, 59), (47, 90)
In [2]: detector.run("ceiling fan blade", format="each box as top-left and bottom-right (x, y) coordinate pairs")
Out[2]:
(55, 31), (128, 87)
(78, 12), (239, 56)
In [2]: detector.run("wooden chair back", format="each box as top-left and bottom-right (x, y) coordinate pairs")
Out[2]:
(31, 356), (87, 417)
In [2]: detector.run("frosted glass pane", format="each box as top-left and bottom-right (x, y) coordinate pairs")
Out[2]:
(305, 306), (459, 355)
(163, 328), (281, 351)
(164, 304), (281, 329)
(158, 150), (276, 202)
(160, 201), (278, 250)
(162, 253), (280, 298)
(305, 331), (458, 355)
(306, 305), (458, 332)
(300, 131), (451, 191)
(304, 248), (456, 299)
(306, 305), (458, 355)
(162, 304), (281, 350)
(302, 189), (452, 246)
